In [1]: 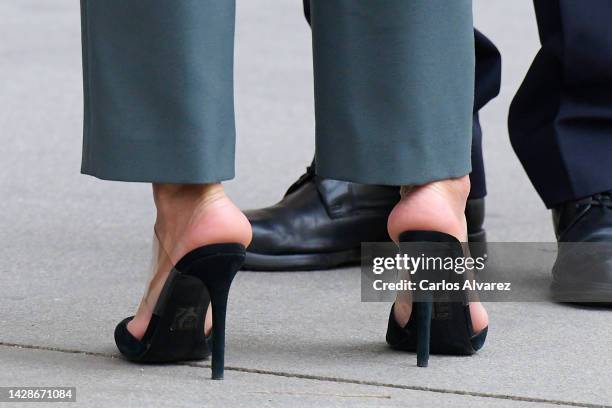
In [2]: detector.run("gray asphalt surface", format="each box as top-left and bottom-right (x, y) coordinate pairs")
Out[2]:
(0, 1), (610, 407)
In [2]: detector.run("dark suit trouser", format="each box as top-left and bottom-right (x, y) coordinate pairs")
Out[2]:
(468, 30), (501, 199)
(509, 0), (612, 207)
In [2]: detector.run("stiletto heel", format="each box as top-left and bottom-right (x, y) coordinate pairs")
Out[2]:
(415, 300), (432, 367)
(386, 230), (488, 367)
(182, 247), (243, 380)
(115, 242), (245, 380)
(210, 292), (228, 380)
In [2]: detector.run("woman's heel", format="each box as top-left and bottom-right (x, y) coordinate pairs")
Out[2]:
(178, 244), (245, 380)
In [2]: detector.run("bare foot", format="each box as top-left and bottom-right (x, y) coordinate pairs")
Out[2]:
(127, 183), (252, 340)
(387, 176), (488, 334)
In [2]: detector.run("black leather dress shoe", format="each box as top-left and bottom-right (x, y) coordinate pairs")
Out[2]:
(551, 190), (612, 304)
(243, 165), (487, 271)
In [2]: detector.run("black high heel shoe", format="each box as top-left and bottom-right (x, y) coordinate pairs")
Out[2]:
(115, 243), (245, 380)
(385, 231), (488, 367)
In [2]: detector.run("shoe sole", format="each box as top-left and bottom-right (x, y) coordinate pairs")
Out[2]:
(551, 279), (612, 306)
(244, 247), (361, 271)
(243, 229), (487, 271)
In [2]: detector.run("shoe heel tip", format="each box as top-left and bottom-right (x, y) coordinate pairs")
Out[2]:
(417, 360), (429, 368)
(211, 367), (224, 380)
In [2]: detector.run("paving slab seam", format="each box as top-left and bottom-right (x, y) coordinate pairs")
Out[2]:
(0, 341), (608, 408)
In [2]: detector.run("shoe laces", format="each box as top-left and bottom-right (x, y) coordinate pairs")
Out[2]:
(588, 190), (612, 209)
(284, 164), (316, 196)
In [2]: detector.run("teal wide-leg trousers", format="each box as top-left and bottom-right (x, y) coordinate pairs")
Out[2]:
(80, 0), (474, 186)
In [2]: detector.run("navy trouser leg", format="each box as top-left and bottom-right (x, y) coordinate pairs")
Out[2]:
(471, 30), (502, 199)
(509, 0), (612, 207)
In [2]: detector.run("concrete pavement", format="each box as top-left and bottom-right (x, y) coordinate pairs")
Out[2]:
(0, 1), (610, 407)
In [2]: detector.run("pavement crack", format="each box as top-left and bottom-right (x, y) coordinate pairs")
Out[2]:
(249, 391), (391, 399)
(0, 341), (116, 359)
(0, 341), (608, 408)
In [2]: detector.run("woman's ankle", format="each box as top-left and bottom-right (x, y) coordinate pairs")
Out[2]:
(152, 183), (252, 261)
(153, 183), (225, 218)
(387, 176), (471, 242)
